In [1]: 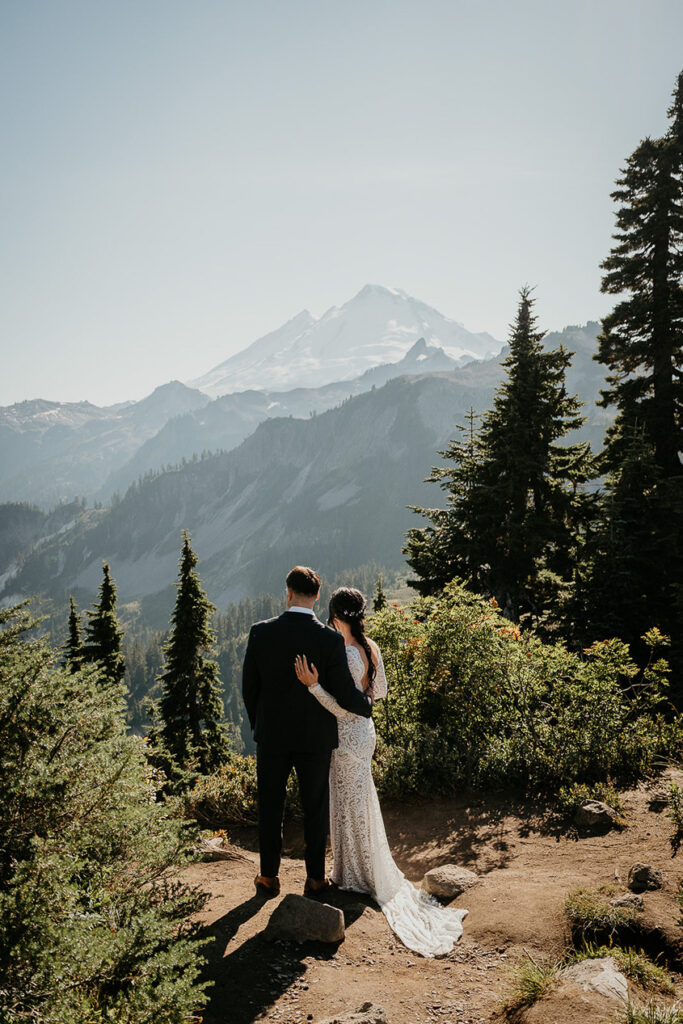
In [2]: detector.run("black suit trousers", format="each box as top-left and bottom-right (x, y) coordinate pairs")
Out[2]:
(256, 745), (331, 880)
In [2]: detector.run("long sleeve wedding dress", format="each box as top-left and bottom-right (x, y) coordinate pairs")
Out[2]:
(308, 644), (467, 957)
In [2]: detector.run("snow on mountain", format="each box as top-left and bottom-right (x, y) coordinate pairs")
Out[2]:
(189, 285), (501, 397)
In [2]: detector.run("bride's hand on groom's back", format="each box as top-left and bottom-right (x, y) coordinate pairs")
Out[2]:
(294, 654), (319, 688)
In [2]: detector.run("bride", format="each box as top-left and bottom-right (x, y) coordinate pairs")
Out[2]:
(294, 586), (467, 957)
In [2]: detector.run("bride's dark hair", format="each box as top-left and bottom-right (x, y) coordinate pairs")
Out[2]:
(328, 586), (376, 685)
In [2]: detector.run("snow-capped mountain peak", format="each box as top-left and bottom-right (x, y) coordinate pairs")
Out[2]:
(189, 285), (502, 397)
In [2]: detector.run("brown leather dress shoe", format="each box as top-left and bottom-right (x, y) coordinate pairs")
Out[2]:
(303, 877), (331, 898)
(254, 874), (281, 898)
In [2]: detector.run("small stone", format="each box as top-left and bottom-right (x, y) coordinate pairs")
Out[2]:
(628, 862), (664, 893)
(610, 892), (644, 910)
(561, 957), (629, 1002)
(317, 1003), (388, 1024)
(264, 894), (345, 944)
(574, 800), (619, 829)
(423, 864), (479, 899)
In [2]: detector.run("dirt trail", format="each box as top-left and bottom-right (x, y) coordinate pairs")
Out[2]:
(185, 773), (683, 1024)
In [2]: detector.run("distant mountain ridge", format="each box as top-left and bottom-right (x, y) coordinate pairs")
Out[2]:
(188, 284), (501, 396)
(0, 323), (612, 622)
(0, 319), (606, 510)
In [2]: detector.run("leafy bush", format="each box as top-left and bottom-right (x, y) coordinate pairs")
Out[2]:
(368, 582), (672, 798)
(557, 781), (626, 822)
(185, 753), (302, 829)
(0, 604), (208, 1024)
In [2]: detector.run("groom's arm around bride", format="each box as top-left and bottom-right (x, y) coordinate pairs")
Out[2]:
(241, 565), (371, 895)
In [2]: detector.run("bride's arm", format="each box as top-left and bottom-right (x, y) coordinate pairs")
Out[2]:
(294, 654), (356, 719)
(368, 642), (388, 701)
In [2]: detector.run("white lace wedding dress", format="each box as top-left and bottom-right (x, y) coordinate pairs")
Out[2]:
(308, 643), (468, 957)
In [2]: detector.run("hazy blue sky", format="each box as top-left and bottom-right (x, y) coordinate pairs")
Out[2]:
(1, 0), (681, 406)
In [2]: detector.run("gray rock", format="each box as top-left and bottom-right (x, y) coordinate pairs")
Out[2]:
(628, 862), (664, 893)
(610, 892), (644, 910)
(264, 894), (345, 944)
(574, 799), (618, 829)
(561, 957), (629, 1002)
(317, 1002), (388, 1024)
(422, 864), (479, 899)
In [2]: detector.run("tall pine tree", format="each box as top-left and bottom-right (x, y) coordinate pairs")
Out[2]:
(64, 595), (83, 672)
(584, 71), (683, 685)
(150, 532), (228, 783)
(596, 70), (683, 476)
(406, 289), (594, 624)
(82, 563), (125, 687)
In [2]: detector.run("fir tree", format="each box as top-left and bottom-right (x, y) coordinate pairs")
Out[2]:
(64, 594), (83, 672)
(82, 562), (125, 687)
(597, 70), (683, 476)
(373, 573), (387, 613)
(579, 427), (673, 643)
(405, 407), (484, 597)
(151, 532), (228, 783)
(588, 70), (683, 687)
(0, 602), (208, 1020)
(406, 289), (594, 623)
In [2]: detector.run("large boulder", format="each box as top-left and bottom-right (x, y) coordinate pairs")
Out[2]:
(422, 864), (479, 899)
(628, 863), (664, 892)
(574, 800), (619, 829)
(264, 894), (345, 944)
(317, 1003), (387, 1024)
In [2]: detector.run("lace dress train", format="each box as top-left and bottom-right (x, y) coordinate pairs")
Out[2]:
(309, 644), (467, 957)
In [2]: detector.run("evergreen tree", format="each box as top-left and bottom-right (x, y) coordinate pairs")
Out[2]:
(64, 594), (83, 672)
(150, 532), (228, 783)
(578, 427), (674, 644)
(0, 602), (208, 1021)
(597, 70), (683, 475)
(373, 573), (387, 613)
(406, 289), (594, 623)
(588, 70), (683, 687)
(405, 407), (484, 597)
(82, 562), (125, 687)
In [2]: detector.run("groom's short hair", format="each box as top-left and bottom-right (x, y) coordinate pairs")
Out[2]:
(286, 565), (321, 597)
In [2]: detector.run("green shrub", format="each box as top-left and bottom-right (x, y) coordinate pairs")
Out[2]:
(557, 781), (626, 821)
(368, 582), (671, 799)
(185, 753), (302, 829)
(0, 604), (208, 1024)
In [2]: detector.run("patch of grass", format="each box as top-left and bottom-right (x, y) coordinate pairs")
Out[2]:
(502, 951), (561, 1014)
(621, 1002), (683, 1024)
(564, 886), (640, 940)
(567, 943), (674, 994)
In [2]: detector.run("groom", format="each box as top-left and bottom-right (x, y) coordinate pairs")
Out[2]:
(242, 565), (372, 897)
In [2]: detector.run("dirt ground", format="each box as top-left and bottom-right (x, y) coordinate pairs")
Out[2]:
(184, 771), (683, 1024)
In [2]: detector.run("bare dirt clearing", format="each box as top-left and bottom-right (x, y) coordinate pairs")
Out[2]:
(184, 772), (683, 1024)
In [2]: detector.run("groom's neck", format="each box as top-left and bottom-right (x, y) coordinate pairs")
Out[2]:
(286, 589), (318, 611)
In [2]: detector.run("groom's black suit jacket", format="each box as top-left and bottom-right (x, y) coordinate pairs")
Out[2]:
(242, 611), (372, 752)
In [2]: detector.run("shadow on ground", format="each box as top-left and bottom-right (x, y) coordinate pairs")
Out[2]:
(198, 887), (373, 1024)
